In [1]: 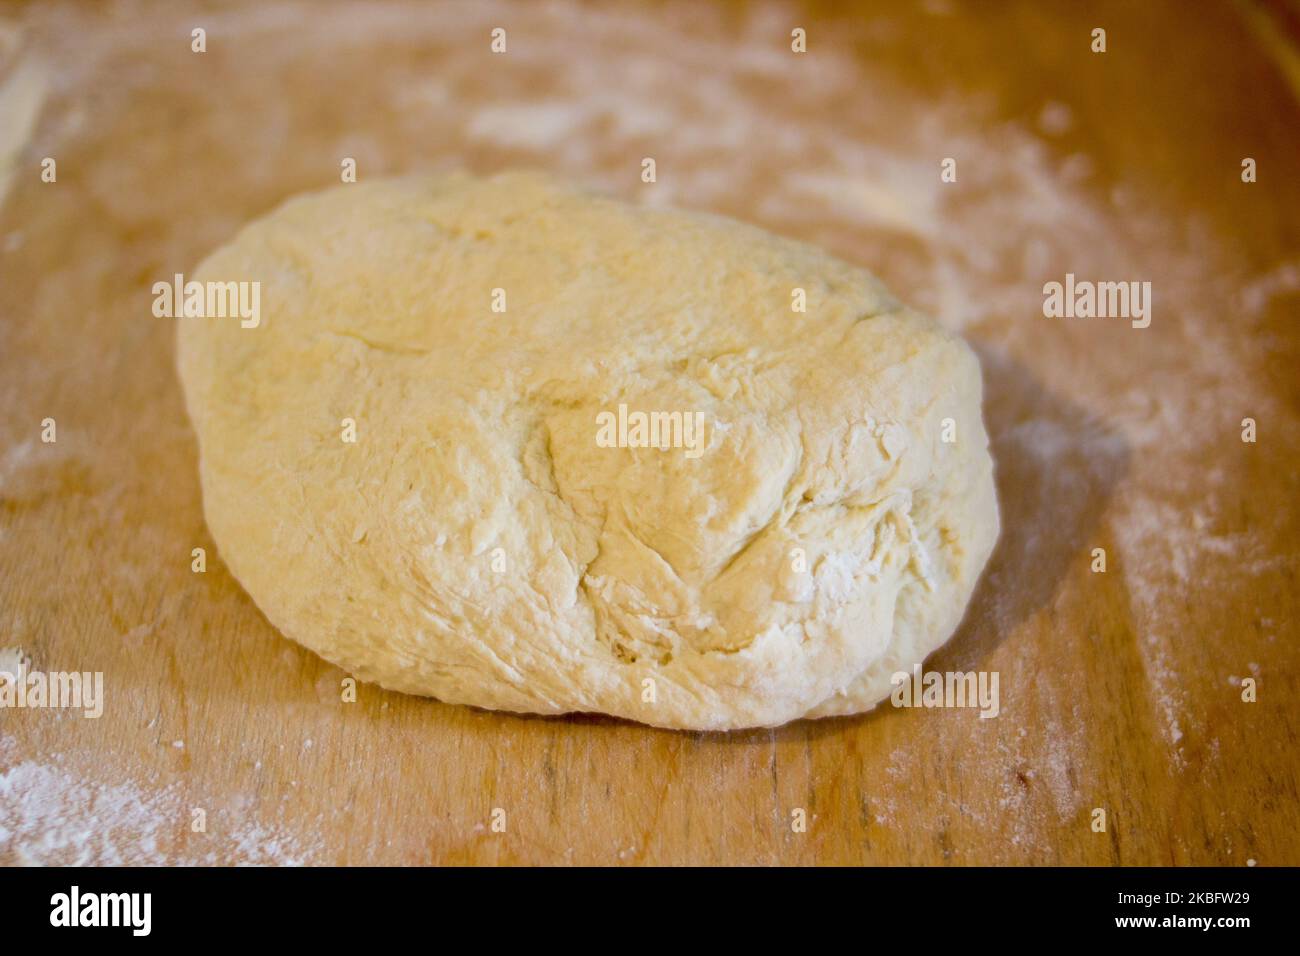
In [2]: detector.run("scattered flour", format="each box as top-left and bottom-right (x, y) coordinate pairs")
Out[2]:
(0, 52), (48, 207)
(0, 738), (318, 866)
(0, 646), (31, 682)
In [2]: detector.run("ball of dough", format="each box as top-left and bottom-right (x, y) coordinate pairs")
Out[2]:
(177, 171), (999, 730)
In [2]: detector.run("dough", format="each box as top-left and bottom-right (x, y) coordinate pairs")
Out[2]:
(177, 171), (999, 730)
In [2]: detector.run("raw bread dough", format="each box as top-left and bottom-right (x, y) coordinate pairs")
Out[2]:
(177, 171), (999, 730)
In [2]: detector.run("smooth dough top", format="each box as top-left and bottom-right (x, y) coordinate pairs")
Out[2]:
(177, 171), (999, 730)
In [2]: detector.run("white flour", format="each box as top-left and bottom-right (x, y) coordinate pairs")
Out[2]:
(0, 737), (318, 866)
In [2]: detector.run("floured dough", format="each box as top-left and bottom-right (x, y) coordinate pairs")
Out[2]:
(177, 171), (999, 730)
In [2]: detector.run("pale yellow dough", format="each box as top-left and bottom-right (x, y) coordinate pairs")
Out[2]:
(177, 171), (999, 730)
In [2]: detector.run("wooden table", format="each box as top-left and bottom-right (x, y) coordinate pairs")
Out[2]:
(1, 0), (1297, 865)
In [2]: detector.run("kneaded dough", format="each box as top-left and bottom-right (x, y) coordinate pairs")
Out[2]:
(177, 171), (999, 730)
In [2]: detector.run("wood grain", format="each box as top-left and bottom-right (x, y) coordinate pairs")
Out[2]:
(0, 0), (1297, 865)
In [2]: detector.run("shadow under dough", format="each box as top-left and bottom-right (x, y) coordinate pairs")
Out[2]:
(927, 342), (1132, 674)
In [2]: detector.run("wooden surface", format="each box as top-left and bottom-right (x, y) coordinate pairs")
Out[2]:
(1, 0), (1298, 865)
